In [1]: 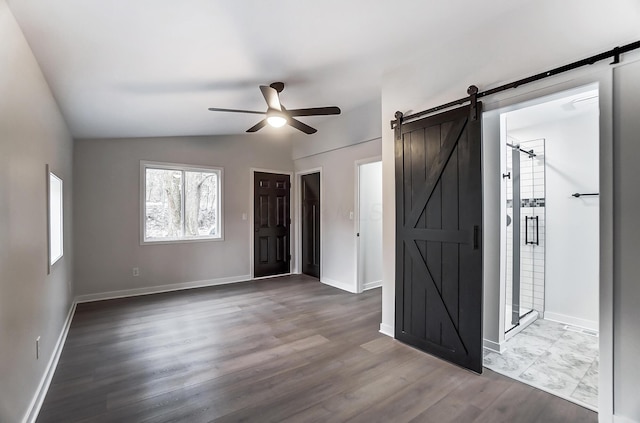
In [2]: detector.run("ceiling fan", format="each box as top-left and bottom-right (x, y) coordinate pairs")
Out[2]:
(208, 82), (341, 134)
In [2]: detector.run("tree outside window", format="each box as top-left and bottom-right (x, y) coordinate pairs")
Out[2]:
(142, 162), (222, 242)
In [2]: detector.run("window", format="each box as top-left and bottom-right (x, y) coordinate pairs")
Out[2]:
(48, 169), (63, 267)
(141, 161), (223, 243)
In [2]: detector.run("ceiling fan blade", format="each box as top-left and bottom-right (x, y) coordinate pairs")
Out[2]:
(246, 119), (268, 133)
(208, 107), (264, 115)
(288, 118), (317, 134)
(286, 106), (341, 117)
(259, 85), (281, 111)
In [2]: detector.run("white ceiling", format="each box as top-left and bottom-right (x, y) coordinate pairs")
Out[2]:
(7, 0), (527, 139)
(505, 88), (600, 133)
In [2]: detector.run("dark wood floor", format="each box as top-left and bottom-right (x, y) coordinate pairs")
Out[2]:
(38, 275), (597, 423)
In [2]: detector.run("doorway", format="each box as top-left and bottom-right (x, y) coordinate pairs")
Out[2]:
(253, 171), (291, 278)
(483, 85), (600, 410)
(356, 159), (383, 292)
(301, 172), (320, 278)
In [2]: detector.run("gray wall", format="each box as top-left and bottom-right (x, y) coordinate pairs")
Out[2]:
(74, 135), (292, 297)
(613, 58), (640, 422)
(0, 1), (74, 422)
(291, 97), (382, 293)
(293, 138), (381, 293)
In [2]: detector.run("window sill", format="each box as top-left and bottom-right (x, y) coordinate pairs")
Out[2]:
(141, 236), (224, 246)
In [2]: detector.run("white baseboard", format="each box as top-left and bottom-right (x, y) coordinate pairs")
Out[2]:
(483, 338), (506, 354)
(614, 415), (639, 423)
(75, 274), (252, 303)
(23, 302), (76, 423)
(379, 323), (394, 337)
(544, 311), (598, 332)
(251, 272), (293, 281)
(363, 280), (382, 291)
(321, 277), (357, 294)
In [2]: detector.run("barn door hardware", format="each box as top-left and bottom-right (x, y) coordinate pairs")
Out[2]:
(468, 85), (479, 121)
(390, 40), (640, 129)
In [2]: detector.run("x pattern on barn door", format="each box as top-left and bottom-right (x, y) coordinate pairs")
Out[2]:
(395, 104), (483, 373)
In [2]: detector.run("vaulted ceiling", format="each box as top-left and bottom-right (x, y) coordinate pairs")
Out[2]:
(7, 0), (528, 139)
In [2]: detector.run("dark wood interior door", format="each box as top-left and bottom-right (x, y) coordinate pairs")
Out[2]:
(254, 172), (291, 278)
(301, 172), (320, 278)
(395, 104), (483, 373)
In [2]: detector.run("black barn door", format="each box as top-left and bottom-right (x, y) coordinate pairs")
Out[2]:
(301, 172), (320, 278)
(254, 172), (291, 278)
(395, 104), (483, 373)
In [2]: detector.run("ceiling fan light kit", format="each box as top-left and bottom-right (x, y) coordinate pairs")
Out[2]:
(266, 111), (287, 128)
(208, 82), (341, 134)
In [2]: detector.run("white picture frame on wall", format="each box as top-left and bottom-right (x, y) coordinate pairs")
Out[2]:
(47, 165), (63, 272)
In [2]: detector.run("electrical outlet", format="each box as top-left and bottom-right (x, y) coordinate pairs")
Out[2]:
(132, 267), (139, 277)
(36, 336), (40, 360)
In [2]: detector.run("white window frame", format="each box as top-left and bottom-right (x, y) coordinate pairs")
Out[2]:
(47, 167), (64, 270)
(140, 160), (224, 244)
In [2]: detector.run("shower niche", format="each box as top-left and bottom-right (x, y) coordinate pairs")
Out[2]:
(504, 137), (545, 335)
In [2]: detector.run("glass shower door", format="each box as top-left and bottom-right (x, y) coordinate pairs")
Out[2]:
(505, 141), (541, 332)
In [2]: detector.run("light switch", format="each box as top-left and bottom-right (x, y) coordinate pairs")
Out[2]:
(349, 211), (354, 220)
(242, 213), (247, 221)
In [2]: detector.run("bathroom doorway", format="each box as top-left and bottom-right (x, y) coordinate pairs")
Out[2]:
(483, 85), (600, 410)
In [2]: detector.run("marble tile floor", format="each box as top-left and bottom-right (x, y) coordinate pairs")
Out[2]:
(483, 318), (599, 410)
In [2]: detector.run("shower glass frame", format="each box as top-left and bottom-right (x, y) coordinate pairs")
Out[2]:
(504, 140), (544, 333)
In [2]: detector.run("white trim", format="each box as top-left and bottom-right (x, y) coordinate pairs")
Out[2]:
(483, 340), (506, 354)
(379, 323), (394, 338)
(543, 312), (598, 332)
(139, 160), (224, 244)
(249, 168), (294, 279)
(294, 167), (323, 278)
(23, 302), (76, 423)
(363, 280), (382, 291)
(321, 277), (357, 293)
(293, 136), (382, 161)
(75, 274), (251, 303)
(251, 272), (293, 281)
(613, 416), (640, 423)
(354, 156), (383, 293)
(480, 70), (614, 421)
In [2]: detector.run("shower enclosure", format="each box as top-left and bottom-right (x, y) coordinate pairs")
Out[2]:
(504, 138), (545, 333)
